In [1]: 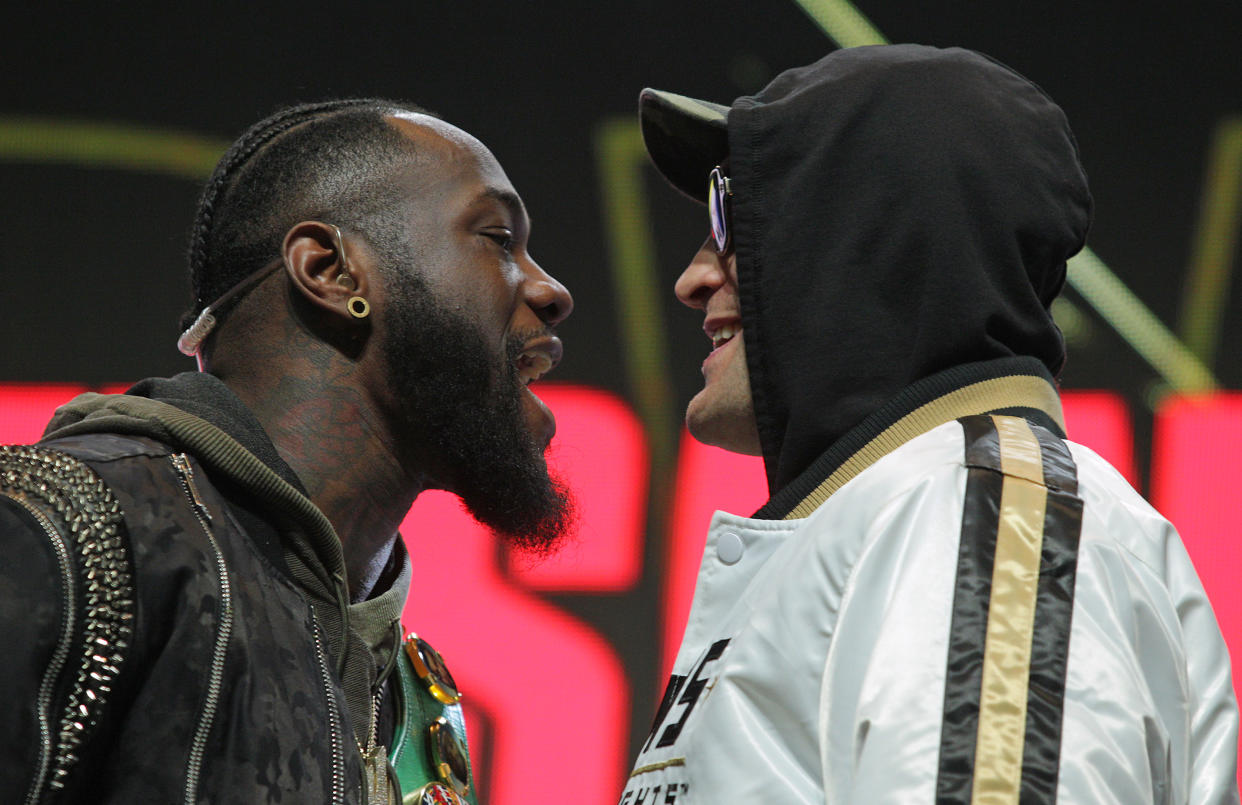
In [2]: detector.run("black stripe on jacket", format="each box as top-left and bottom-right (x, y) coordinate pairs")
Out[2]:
(935, 414), (1083, 804)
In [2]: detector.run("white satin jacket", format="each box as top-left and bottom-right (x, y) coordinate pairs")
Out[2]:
(622, 412), (1238, 804)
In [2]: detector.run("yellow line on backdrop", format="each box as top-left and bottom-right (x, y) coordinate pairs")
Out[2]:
(0, 116), (225, 180)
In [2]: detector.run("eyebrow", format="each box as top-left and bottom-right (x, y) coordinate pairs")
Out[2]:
(478, 187), (530, 228)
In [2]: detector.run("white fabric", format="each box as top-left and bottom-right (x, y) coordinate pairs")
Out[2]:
(621, 420), (1239, 804)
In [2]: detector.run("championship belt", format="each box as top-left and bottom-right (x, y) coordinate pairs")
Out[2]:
(389, 633), (478, 805)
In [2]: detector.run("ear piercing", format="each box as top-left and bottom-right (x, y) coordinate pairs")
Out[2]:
(329, 224), (368, 319)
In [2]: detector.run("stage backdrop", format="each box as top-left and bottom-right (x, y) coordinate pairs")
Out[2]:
(2, 0), (1239, 801)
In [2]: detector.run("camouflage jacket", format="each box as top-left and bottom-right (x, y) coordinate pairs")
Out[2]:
(0, 377), (388, 804)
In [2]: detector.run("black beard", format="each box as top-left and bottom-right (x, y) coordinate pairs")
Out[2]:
(382, 274), (575, 555)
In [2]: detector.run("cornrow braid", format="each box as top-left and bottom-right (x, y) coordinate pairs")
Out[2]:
(181, 97), (438, 333)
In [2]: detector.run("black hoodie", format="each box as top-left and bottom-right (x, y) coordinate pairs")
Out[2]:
(721, 45), (1091, 503)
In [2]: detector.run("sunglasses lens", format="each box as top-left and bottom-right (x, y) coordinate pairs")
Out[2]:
(708, 169), (729, 253)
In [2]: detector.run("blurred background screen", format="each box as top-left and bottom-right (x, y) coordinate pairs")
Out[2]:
(2, 1), (1239, 801)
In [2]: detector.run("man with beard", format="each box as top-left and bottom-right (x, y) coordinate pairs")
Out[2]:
(623, 46), (1238, 803)
(0, 99), (572, 805)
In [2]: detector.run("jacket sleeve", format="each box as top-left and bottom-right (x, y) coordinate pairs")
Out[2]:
(0, 446), (134, 804)
(0, 494), (71, 802)
(818, 418), (1240, 804)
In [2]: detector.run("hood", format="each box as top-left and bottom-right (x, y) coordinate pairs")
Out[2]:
(42, 372), (410, 749)
(721, 44), (1090, 493)
(42, 372), (356, 665)
(42, 371), (345, 594)
(45, 372), (307, 492)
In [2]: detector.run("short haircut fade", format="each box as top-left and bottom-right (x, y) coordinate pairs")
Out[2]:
(182, 98), (437, 330)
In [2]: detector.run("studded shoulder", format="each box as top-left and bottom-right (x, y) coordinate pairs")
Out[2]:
(0, 445), (134, 799)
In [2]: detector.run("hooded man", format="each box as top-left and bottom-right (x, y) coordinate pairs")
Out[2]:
(0, 99), (572, 804)
(624, 45), (1238, 804)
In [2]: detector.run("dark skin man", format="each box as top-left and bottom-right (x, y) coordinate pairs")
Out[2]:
(205, 113), (572, 598)
(1, 102), (571, 804)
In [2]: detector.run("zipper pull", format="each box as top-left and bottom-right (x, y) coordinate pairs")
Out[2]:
(171, 453), (213, 522)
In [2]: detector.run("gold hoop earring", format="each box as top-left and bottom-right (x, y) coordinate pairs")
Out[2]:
(348, 296), (370, 319)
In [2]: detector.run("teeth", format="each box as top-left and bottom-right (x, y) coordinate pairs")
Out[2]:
(517, 350), (554, 385)
(710, 324), (739, 348)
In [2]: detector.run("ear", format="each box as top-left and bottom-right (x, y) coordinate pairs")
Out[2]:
(281, 220), (369, 320)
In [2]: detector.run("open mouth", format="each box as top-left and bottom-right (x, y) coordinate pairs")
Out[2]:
(516, 336), (563, 386)
(706, 321), (741, 350)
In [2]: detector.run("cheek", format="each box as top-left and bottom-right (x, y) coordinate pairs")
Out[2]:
(432, 275), (516, 336)
(726, 253), (741, 286)
(464, 266), (521, 328)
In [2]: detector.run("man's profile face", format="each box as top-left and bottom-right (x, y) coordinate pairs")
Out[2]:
(674, 238), (761, 456)
(375, 115), (575, 553)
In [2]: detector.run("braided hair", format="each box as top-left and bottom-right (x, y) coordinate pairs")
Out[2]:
(181, 98), (437, 331)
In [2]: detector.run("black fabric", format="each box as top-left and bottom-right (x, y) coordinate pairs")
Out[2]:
(36, 373), (402, 757)
(753, 355), (1057, 519)
(0, 497), (65, 802)
(0, 436), (368, 803)
(935, 415), (1003, 803)
(129, 372), (299, 576)
(638, 89), (730, 202)
(122, 372), (307, 494)
(724, 45), (1091, 494)
(1020, 423), (1082, 802)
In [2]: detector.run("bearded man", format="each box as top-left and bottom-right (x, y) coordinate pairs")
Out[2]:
(624, 45), (1238, 804)
(0, 99), (573, 804)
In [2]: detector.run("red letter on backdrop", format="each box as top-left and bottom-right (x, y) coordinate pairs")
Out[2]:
(1062, 390), (1137, 486)
(5, 383), (1238, 795)
(399, 384), (639, 804)
(1152, 394), (1242, 780)
(662, 436), (767, 677)
(0, 383), (88, 443)
(0, 382), (640, 805)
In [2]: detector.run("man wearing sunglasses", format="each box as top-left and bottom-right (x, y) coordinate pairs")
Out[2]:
(1, 100), (573, 804)
(623, 45), (1238, 803)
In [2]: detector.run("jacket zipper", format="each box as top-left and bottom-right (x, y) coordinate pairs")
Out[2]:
(170, 453), (232, 805)
(312, 613), (348, 804)
(5, 492), (76, 805)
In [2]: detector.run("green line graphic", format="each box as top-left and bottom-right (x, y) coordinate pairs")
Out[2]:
(594, 120), (680, 484)
(0, 116), (226, 180)
(792, 0), (888, 47)
(1178, 117), (1242, 369)
(789, 0), (1220, 394)
(1071, 248), (1216, 392)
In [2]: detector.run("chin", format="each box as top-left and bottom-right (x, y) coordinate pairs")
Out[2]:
(686, 406), (762, 456)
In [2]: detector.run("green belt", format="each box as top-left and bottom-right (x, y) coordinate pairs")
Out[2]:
(389, 635), (479, 805)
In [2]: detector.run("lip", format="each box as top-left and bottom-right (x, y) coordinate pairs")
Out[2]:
(701, 315), (742, 366)
(701, 316), (741, 342)
(703, 331), (738, 370)
(516, 334), (562, 447)
(518, 335), (564, 375)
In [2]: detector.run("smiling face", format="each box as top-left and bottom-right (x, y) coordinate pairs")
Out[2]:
(386, 114), (570, 435)
(674, 238), (762, 456)
(372, 114), (575, 549)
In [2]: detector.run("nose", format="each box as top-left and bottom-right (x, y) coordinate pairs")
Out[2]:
(674, 239), (728, 310)
(522, 257), (574, 326)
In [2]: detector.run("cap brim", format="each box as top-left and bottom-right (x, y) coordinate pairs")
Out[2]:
(638, 88), (729, 203)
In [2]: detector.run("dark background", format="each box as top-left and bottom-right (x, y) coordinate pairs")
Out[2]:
(3, 0), (1239, 766)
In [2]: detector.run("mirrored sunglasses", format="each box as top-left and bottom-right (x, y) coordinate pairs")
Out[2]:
(708, 166), (733, 255)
